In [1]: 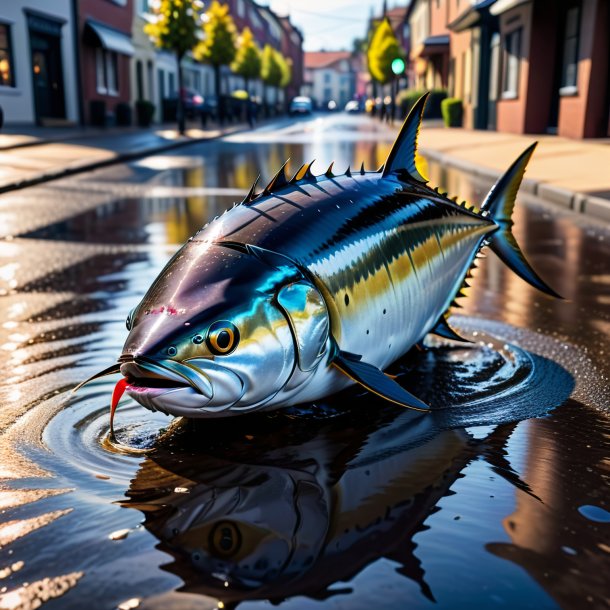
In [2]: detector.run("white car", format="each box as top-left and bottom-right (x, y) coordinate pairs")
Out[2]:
(345, 100), (360, 113)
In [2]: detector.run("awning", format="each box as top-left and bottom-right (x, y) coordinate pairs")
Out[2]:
(448, 0), (497, 32)
(490, 0), (531, 16)
(417, 35), (450, 57)
(84, 20), (134, 56)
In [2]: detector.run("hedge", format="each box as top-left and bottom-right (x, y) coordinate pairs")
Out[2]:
(441, 98), (463, 127)
(397, 89), (447, 119)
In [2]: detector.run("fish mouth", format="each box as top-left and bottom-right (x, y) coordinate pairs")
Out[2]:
(120, 356), (245, 416)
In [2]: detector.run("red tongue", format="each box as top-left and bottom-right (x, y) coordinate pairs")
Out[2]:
(110, 378), (128, 437)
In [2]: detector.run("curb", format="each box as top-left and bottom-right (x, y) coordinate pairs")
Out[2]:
(0, 123), (251, 195)
(420, 147), (610, 223)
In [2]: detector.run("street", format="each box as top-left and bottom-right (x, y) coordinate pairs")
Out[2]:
(0, 114), (608, 610)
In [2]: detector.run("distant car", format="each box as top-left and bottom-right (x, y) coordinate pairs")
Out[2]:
(289, 96), (313, 115)
(176, 88), (216, 121)
(327, 100), (337, 111)
(344, 100), (360, 113)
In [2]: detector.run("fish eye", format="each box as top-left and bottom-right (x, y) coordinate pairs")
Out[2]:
(167, 346), (177, 357)
(206, 321), (240, 356)
(209, 521), (242, 558)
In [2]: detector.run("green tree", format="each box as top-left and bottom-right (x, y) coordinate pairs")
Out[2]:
(367, 18), (404, 85)
(231, 27), (261, 94)
(261, 45), (283, 108)
(196, 0), (237, 122)
(145, 0), (203, 134)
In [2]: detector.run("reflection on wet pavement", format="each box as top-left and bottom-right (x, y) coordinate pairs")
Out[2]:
(0, 114), (608, 610)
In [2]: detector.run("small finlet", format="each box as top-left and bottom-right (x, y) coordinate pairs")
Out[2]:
(242, 174), (260, 204)
(263, 159), (290, 195)
(360, 161), (365, 175)
(345, 165), (352, 177)
(325, 161), (335, 178)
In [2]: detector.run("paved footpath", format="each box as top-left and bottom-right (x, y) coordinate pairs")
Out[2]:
(414, 124), (610, 221)
(0, 122), (251, 194)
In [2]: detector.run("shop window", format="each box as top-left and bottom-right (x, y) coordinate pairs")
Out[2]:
(501, 28), (521, 99)
(96, 48), (118, 95)
(0, 23), (15, 87)
(560, 4), (580, 94)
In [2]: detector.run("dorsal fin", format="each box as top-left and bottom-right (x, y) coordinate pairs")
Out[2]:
(382, 92), (429, 182)
(360, 161), (365, 175)
(345, 165), (352, 177)
(325, 162), (335, 178)
(263, 159), (290, 195)
(242, 174), (260, 204)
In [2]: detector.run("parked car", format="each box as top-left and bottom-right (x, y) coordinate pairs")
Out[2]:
(172, 88), (216, 122)
(344, 100), (360, 113)
(327, 100), (337, 111)
(289, 96), (313, 115)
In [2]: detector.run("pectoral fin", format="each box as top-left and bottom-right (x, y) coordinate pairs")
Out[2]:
(332, 351), (430, 412)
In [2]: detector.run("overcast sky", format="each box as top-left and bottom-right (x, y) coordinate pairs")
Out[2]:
(269, 1), (383, 52)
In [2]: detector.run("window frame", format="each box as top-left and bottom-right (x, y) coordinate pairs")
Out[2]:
(0, 21), (16, 88)
(559, 3), (581, 96)
(95, 47), (119, 96)
(501, 27), (521, 100)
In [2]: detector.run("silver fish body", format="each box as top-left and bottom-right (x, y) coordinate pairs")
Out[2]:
(80, 94), (559, 419)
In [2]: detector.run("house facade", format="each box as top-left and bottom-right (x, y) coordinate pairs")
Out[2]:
(304, 51), (356, 110)
(0, 0), (80, 126)
(491, 0), (609, 138)
(78, 0), (134, 124)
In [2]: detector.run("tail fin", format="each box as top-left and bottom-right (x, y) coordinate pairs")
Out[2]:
(481, 143), (562, 299)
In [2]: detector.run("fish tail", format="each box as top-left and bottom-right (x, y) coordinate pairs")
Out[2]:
(481, 143), (562, 299)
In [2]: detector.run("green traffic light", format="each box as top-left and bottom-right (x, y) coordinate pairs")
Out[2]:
(391, 58), (405, 75)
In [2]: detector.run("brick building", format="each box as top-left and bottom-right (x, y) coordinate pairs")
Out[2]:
(78, 0), (134, 124)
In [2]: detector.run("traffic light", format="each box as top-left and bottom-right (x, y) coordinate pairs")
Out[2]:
(391, 57), (405, 76)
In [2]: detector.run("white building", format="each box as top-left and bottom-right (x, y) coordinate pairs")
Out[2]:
(303, 51), (355, 110)
(0, 1), (79, 125)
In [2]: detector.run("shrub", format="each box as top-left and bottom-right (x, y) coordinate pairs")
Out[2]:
(397, 88), (448, 119)
(115, 102), (132, 126)
(441, 97), (463, 127)
(136, 100), (156, 127)
(89, 100), (107, 126)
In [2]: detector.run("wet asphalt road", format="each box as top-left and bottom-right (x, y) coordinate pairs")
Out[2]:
(0, 114), (608, 610)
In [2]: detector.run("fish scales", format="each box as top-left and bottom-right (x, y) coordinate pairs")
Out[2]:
(76, 93), (560, 420)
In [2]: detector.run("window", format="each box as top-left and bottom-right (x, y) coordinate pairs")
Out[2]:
(560, 4), (580, 93)
(237, 0), (245, 18)
(168, 72), (176, 95)
(502, 28), (521, 99)
(324, 87), (332, 100)
(96, 48), (118, 95)
(324, 72), (331, 84)
(0, 23), (15, 87)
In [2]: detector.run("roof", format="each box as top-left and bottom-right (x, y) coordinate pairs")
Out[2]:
(304, 51), (351, 70)
(448, 0), (497, 31)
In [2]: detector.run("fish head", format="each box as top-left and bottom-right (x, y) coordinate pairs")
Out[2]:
(119, 241), (330, 416)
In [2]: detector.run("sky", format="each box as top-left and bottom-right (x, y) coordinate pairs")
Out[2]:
(269, 0), (384, 52)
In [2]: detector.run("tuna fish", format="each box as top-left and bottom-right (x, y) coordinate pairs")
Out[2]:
(75, 93), (559, 428)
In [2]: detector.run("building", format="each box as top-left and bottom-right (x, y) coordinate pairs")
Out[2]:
(304, 51), (356, 110)
(0, 1), (80, 126)
(407, 0), (450, 91)
(491, 0), (609, 138)
(447, 0), (498, 130)
(78, 0), (134, 125)
(278, 15), (304, 104)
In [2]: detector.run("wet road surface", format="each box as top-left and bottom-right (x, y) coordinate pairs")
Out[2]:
(0, 114), (608, 610)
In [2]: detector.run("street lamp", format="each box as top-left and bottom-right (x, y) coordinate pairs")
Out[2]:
(390, 57), (405, 123)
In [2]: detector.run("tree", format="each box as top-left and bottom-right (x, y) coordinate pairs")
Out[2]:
(367, 18), (404, 85)
(261, 45), (283, 109)
(145, 0), (204, 134)
(196, 0), (237, 122)
(231, 27), (261, 95)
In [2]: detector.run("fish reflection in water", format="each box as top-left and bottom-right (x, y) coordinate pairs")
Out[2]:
(122, 402), (536, 606)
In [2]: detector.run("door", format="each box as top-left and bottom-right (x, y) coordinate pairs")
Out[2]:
(30, 31), (65, 122)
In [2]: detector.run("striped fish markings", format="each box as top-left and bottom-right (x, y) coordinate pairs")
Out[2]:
(76, 93), (559, 428)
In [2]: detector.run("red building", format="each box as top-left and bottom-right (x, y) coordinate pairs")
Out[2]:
(78, 0), (134, 125)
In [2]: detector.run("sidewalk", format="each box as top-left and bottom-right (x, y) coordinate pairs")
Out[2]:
(0, 122), (250, 194)
(415, 123), (610, 221)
